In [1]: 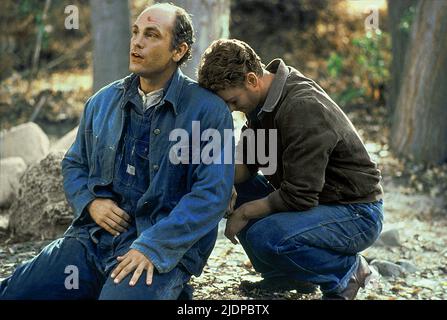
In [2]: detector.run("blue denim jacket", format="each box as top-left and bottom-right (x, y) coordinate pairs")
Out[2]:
(62, 68), (235, 276)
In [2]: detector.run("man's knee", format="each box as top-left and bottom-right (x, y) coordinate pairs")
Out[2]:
(245, 220), (286, 262)
(99, 267), (189, 300)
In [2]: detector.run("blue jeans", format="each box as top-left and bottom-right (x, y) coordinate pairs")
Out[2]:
(235, 175), (384, 294)
(0, 228), (192, 300)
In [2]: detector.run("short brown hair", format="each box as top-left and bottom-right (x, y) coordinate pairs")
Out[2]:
(198, 39), (264, 92)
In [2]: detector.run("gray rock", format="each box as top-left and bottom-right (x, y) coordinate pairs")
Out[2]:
(0, 157), (27, 208)
(0, 214), (9, 230)
(0, 122), (50, 165)
(50, 126), (78, 152)
(412, 279), (437, 290)
(370, 259), (406, 278)
(7, 151), (73, 241)
(373, 229), (401, 247)
(396, 260), (419, 274)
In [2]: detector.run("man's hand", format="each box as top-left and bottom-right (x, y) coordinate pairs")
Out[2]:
(111, 249), (154, 286)
(224, 186), (238, 219)
(225, 209), (249, 244)
(224, 197), (273, 244)
(87, 198), (131, 236)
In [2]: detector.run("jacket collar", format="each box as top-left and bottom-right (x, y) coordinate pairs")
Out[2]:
(115, 68), (185, 116)
(257, 59), (290, 118)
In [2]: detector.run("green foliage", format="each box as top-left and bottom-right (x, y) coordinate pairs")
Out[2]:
(337, 87), (366, 107)
(326, 29), (391, 107)
(327, 52), (343, 78)
(399, 5), (417, 34)
(18, 0), (35, 16)
(35, 12), (50, 51)
(352, 30), (390, 87)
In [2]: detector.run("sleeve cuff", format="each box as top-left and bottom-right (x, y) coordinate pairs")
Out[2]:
(267, 189), (292, 212)
(73, 191), (96, 222)
(130, 241), (165, 274)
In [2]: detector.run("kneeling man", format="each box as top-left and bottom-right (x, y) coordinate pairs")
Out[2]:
(198, 39), (383, 300)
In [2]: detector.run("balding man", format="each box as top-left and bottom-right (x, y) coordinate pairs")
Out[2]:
(0, 4), (234, 300)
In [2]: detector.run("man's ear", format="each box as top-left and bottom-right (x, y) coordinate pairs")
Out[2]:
(245, 72), (259, 88)
(173, 42), (189, 63)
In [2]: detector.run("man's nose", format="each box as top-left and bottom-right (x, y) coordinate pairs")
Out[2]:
(131, 35), (144, 49)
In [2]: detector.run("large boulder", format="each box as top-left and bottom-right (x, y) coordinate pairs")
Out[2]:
(8, 151), (73, 241)
(50, 126), (78, 152)
(0, 122), (50, 165)
(0, 157), (27, 208)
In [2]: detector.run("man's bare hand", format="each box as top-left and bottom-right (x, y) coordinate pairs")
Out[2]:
(224, 198), (273, 244)
(111, 249), (154, 286)
(87, 198), (131, 236)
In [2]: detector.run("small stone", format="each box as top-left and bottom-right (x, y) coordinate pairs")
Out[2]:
(0, 214), (9, 230)
(243, 260), (253, 269)
(396, 260), (419, 274)
(370, 260), (406, 278)
(373, 229), (401, 247)
(220, 275), (233, 282)
(413, 279), (437, 290)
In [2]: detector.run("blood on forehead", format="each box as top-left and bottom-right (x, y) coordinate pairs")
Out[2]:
(138, 8), (175, 27)
(145, 14), (166, 25)
(146, 16), (157, 23)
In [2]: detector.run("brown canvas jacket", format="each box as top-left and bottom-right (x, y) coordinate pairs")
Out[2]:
(240, 59), (383, 212)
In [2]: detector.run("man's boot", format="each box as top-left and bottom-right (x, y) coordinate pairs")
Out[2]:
(322, 256), (374, 300)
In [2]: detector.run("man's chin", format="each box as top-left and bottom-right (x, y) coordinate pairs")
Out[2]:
(129, 64), (147, 76)
(129, 65), (140, 74)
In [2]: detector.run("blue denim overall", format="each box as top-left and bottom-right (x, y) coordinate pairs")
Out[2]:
(0, 90), (192, 300)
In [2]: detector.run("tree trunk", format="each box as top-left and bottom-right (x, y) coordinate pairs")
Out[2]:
(391, 0), (447, 164)
(90, 0), (130, 93)
(164, 0), (230, 79)
(387, 0), (417, 114)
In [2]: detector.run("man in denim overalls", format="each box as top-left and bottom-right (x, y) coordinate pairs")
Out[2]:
(0, 3), (234, 300)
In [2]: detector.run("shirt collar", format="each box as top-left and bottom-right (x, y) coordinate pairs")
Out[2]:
(120, 68), (185, 116)
(137, 86), (164, 111)
(257, 59), (290, 118)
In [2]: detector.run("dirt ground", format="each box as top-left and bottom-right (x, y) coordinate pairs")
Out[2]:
(190, 183), (447, 300)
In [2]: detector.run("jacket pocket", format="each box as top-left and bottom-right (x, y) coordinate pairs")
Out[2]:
(134, 139), (150, 161)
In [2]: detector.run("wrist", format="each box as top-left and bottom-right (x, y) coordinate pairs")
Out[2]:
(240, 198), (272, 220)
(86, 199), (97, 213)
